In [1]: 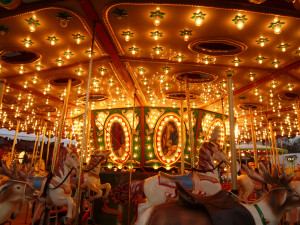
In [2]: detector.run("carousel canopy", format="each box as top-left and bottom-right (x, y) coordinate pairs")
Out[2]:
(0, 0), (300, 141)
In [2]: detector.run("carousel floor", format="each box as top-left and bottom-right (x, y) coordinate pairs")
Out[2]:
(11, 202), (44, 225)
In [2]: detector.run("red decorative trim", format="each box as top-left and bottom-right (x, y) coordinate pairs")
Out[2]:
(158, 175), (176, 188)
(194, 110), (203, 152)
(79, 0), (143, 106)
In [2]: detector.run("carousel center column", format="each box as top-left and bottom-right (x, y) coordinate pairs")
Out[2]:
(226, 70), (237, 193)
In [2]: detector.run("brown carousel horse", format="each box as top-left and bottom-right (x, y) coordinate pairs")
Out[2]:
(237, 155), (271, 201)
(0, 161), (39, 224)
(133, 141), (230, 225)
(139, 164), (300, 225)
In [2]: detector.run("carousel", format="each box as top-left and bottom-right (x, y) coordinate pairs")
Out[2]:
(0, 0), (300, 224)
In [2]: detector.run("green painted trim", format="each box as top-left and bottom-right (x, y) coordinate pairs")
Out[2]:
(254, 204), (267, 225)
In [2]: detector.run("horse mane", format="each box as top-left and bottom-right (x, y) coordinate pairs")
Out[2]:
(54, 147), (68, 178)
(197, 142), (215, 171)
(86, 155), (100, 171)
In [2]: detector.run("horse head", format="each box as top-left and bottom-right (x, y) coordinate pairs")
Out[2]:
(243, 164), (300, 213)
(64, 146), (80, 171)
(0, 161), (39, 203)
(210, 142), (230, 166)
(198, 142), (230, 171)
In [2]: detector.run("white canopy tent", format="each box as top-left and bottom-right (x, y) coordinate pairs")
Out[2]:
(0, 128), (76, 147)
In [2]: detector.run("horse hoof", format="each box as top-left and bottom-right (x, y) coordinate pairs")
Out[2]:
(60, 216), (70, 225)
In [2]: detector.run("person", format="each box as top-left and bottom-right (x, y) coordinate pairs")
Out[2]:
(112, 122), (125, 157)
(162, 121), (178, 157)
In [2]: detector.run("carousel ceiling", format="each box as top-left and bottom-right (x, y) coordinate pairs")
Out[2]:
(0, 0), (300, 140)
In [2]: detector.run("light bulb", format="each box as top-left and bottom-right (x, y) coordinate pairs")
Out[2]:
(260, 42), (264, 47)
(125, 34), (130, 42)
(50, 40), (55, 45)
(76, 37), (81, 44)
(259, 59), (262, 64)
(184, 34), (189, 41)
(237, 20), (244, 30)
(154, 35), (158, 40)
(132, 49), (136, 55)
(274, 25), (281, 34)
(250, 76), (254, 81)
(156, 49), (160, 55)
(195, 16), (202, 26)
(154, 15), (160, 26)
(29, 24), (36, 32)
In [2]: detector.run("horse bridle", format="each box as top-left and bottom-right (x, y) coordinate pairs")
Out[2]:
(192, 160), (226, 173)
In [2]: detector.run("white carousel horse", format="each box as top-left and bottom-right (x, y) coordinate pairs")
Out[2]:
(133, 141), (230, 225)
(72, 150), (111, 201)
(37, 146), (80, 224)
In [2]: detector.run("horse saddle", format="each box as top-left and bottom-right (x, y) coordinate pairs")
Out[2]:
(159, 171), (194, 189)
(175, 181), (255, 225)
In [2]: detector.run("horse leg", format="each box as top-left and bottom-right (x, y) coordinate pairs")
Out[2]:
(59, 197), (75, 224)
(88, 184), (103, 201)
(96, 183), (111, 199)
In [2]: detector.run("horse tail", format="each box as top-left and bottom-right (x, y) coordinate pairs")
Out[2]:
(130, 179), (144, 201)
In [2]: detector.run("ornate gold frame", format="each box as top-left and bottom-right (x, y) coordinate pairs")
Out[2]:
(104, 113), (131, 165)
(153, 112), (185, 165)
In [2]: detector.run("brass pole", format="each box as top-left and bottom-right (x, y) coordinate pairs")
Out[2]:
(185, 76), (194, 168)
(296, 98), (300, 133)
(10, 120), (20, 161)
(180, 97), (185, 174)
(69, 130), (73, 147)
(46, 131), (51, 168)
(75, 21), (97, 225)
(39, 123), (47, 171)
(31, 132), (39, 168)
(269, 121), (277, 167)
(128, 94), (136, 225)
(85, 104), (91, 161)
(274, 134), (280, 167)
(51, 79), (72, 173)
(238, 140), (241, 169)
(249, 107), (258, 168)
(227, 71), (237, 192)
(281, 139), (285, 168)
(0, 79), (5, 108)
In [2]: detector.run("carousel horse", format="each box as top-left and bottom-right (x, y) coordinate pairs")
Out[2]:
(133, 141), (230, 225)
(139, 164), (300, 225)
(71, 150), (111, 201)
(37, 146), (79, 224)
(0, 161), (39, 224)
(237, 155), (270, 200)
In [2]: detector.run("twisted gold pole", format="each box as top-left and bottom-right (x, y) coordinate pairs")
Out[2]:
(39, 123), (47, 171)
(249, 107), (258, 168)
(75, 21), (97, 225)
(11, 120), (20, 161)
(180, 97), (185, 174)
(185, 76), (194, 168)
(51, 79), (72, 173)
(227, 71), (237, 192)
